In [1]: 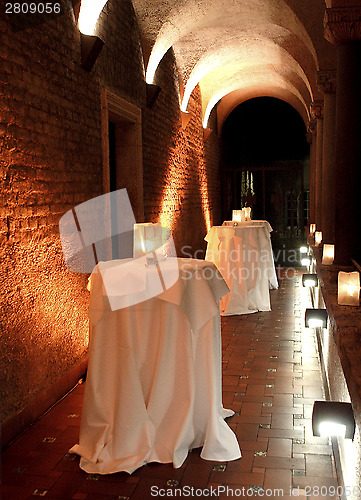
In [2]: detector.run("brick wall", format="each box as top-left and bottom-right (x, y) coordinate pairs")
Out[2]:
(142, 52), (222, 257)
(0, 1), (102, 430)
(0, 0), (222, 439)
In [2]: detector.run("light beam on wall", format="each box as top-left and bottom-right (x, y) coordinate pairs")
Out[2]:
(146, 39), (172, 84)
(157, 141), (187, 233)
(198, 158), (212, 232)
(203, 95), (221, 129)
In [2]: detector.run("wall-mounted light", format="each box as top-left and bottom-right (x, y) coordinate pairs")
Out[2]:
(312, 401), (355, 440)
(310, 224), (316, 235)
(300, 246), (308, 254)
(146, 83), (162, 108)
(315, 231), (322, 246)
(81, 33), (104, 71)
(305, 308), (328, 328)
(181, 111), (191, 129)
(302, 274), (318, 287)
(322, 244), (335, 265)
(301, 256), (311, 267)
(338, 271), (360, 306)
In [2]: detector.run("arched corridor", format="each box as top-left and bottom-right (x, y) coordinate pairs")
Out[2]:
(221, 97), (310, 266)
(1, 0), (361, 497)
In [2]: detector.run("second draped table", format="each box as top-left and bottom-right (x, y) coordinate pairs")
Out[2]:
(205, 223), (278, 316)
(70, 257), (241, 474)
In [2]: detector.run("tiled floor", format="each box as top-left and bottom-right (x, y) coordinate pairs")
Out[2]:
(1, 270), (339, 499)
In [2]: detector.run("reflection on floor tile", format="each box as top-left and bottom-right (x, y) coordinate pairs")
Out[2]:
(1, 270), (339, 499)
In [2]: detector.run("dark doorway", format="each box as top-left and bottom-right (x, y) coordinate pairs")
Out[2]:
(221, 97), (309, 266)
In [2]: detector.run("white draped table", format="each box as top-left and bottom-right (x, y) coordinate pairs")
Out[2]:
(70, 258), (241, 474)
(205, 224), (278, 316)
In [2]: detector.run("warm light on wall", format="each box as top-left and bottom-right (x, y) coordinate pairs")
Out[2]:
(198, 158), (212, 232)
(78, 0), (107, 35)
(322, 244), (334, 265)
(310, 223), (316, 234)
(203, 94), (221, 128)
(338, 271), (360, 306)
(314, 231), (322, 246)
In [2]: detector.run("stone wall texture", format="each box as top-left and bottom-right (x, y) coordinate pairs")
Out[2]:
(0, 0), (221, 436)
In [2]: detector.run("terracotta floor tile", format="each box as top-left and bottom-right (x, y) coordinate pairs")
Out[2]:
(209, 470), (265, 486)
(253, 456), (305, 470)
(258, 428), (304, 440)
(292, 476), (338, 489)
(129, 478), (168, 500)
(271, 413), (294, 430)
(245, 384), (267, 396)
(305, 455), (334, 477)
(240, 402), (263, 417)
(264, 468), (292, 492)
(267, 438), (292, 457)
(292, 444), (332, 455)
(272, 394), (294, 406)
(235, 423), (259, 442)
(45, 471), (86, 498)
(238, 440), (268, 452)
(303, 386), (325, 399)
(180, 463), (213, 488)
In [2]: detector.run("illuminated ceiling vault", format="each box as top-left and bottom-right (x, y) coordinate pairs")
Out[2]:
(79, 0), (334, 128)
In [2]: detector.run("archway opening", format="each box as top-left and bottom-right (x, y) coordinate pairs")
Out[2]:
(221, 97), (310, 266)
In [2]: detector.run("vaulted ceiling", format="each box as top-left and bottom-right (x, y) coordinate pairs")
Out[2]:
(78, 0), (336, 128)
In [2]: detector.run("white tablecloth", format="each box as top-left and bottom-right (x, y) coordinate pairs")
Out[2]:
(205, 225), (278, 316)
(70, 258), (241, 474)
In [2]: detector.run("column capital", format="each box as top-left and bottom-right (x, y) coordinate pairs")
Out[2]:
(310, 101), (324, 120)
(317, 70), (336, 94)
(324, 6), (361, 45)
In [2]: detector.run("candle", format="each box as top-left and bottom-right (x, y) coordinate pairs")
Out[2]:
(133, 223), (167, 258)
(243, 207), (251, 221)
(322, 244), (334, 265)
(232, 210), (245, 222)
(338, 271), (360, 306)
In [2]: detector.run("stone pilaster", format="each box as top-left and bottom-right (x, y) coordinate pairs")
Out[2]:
(307, 119), (317, 226)
(310, 101), (324, 231)
(324, 6), (361, 264)
(317, 71), (336, 244)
